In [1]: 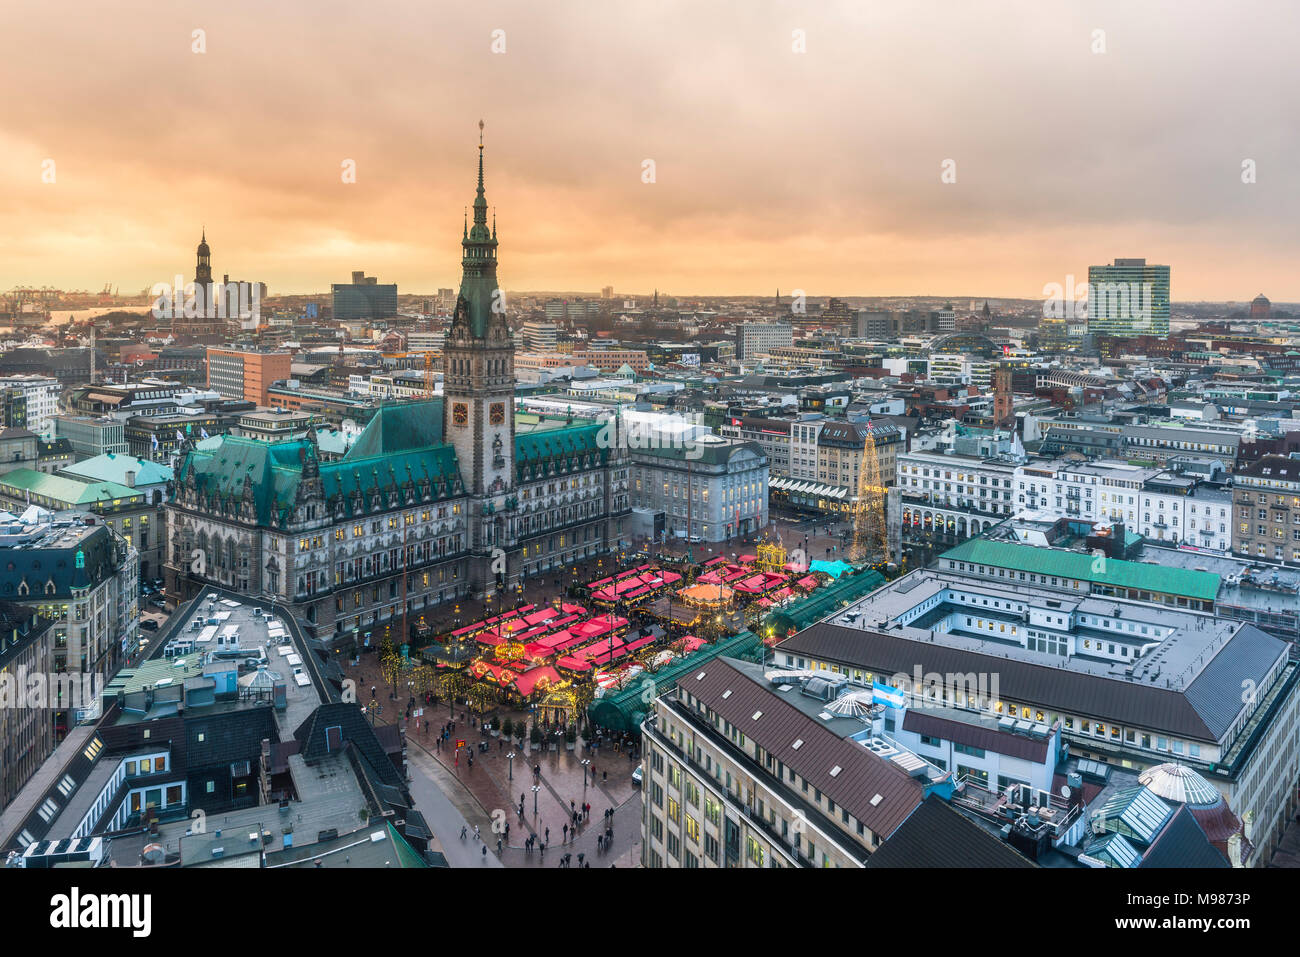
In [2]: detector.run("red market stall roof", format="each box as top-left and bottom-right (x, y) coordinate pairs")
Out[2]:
(733, 572), (788, 594)
(795, 575), (819, 590)
(675, 635), (706, 653)
(514, 666), (562, 697)
(702, 556), (727, 567)
(591, 571), (682, 602)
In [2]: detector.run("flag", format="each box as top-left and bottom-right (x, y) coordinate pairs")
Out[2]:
(200, 427), (209, 439)
(872, 680), (905, 709)
(151, 434), (159, 451)
(176, 430), (184, 443)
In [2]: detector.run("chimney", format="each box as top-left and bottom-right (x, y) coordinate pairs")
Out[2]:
(124, 469), (136, 488)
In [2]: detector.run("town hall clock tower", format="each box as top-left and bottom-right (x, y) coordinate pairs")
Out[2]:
(442, 122), (518, 598)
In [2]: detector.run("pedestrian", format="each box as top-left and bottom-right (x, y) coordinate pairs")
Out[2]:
(481, 844), (487, 861)
(473, 825), (480, 841)
(578, 852), (584, 866)
(563, 823), (568, 841)
(602, 770), (607, 783)
(545, 826), (550, 843)
(497, 837), (503, 854)
(460, 824), (467, 840)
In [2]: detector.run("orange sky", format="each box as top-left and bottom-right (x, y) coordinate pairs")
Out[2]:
(2, 1), (1298, 300)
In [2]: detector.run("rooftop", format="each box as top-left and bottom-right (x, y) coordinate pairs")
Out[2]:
(780, 568), (1287, 743)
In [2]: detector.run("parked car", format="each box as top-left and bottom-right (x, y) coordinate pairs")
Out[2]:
(150, 599), (167, 610)
(631, 766), (643, 786)
(140, 619), (159, 631)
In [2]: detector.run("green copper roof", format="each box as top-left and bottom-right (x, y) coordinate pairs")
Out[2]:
(60, 453), (173, 488)
(345, 399), (444, 460)
(178, 420), (465, 527)
(322, 446), (461, 500)
(941, 539), (1221, 602)
(177, 436), (301, 525)
(514, 421), (607, 481)
(0, 468), (142, 507)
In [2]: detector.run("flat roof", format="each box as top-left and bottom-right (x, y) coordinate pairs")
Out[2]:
(943, 538), (1221, 602)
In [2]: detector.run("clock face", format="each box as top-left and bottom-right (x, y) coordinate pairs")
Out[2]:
(452, 403), (468, 427)
(490, 402), (505, 425)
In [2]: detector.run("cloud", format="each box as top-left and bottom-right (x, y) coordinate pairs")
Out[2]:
(1, 0), (1297, 299)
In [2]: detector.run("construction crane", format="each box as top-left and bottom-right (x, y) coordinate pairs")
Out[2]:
(850, 419), (888, 567)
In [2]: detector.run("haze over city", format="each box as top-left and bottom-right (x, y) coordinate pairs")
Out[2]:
(3, 0), (1298, 298)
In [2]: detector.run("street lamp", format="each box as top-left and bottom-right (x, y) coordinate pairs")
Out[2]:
(581, 758), (591, 788)
(531, 784), (541, 816)
(507, 751), (516, 781)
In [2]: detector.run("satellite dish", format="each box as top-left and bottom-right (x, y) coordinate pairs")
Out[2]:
(1060, 785), (1072, 799)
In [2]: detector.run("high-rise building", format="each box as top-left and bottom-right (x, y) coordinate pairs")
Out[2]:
(331, 271), (398, 320)
(1087, 258), (1170, 337)
(0, 375), (60, 437)
(521, 320), (559, 353)
(737, 322), (793, 360)
(205, 347), (293, 406)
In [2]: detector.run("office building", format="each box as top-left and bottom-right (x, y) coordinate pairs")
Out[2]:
(627, 434), (769, 543)
(52, 416), (127, 459)
(331, 271), (398, 321)
(521, 321), (559, 353)
(1087, 258), (1170, 338)
(0, 376), (60, 438)
(206, 348), (293, 406)
(776, 550), (1300, 863)
(737, 322), (793, 360)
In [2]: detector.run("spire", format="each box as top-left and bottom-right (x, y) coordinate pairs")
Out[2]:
(456, 120), (500, 339)
(469, 119), (490, 240)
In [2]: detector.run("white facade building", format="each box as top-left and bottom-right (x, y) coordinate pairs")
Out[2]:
(0, 375), (61, 437)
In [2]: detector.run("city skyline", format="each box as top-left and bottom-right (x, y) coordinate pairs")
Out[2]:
(3, 1), (1299, 299)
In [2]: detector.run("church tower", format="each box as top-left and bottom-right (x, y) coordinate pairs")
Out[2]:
(442, 122), (517, 598)
(192, 229), (214, 323)
(195, 229), (212, 285)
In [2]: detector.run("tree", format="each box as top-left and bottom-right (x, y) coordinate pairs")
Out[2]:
(530, 724), (543, 746)
(502, 716), (514, 739)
